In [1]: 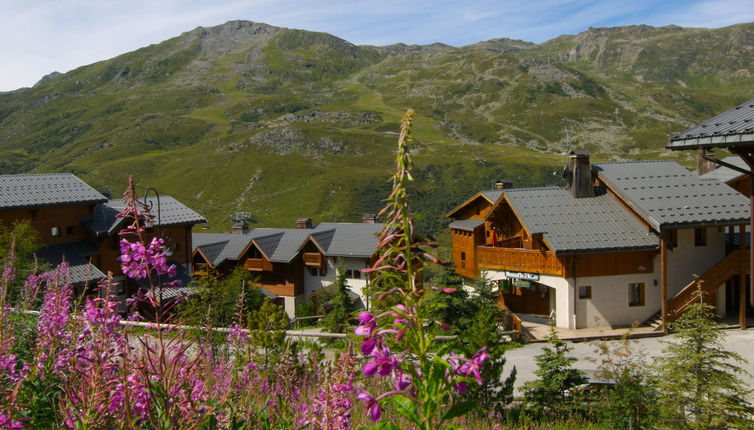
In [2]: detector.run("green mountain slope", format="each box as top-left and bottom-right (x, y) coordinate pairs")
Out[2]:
(1, 20), (753, 233)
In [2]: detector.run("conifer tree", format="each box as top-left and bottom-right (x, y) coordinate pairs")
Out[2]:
(654, 286), (754, 429)
(247, 298), (289, 368)
(321, 261), (355, 333)
(522, 327), (587, 419)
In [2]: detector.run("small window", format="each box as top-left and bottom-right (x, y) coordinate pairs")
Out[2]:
(694, 228), (707, 247)
(66, 225), (75, 236)
(345, 269), (361, 280)
(486, 230), (490, 238)
(628, 283), (645, 307)
(51, 227), (60, 237)
(668, 230), (678, 248)
(174, 243), (180, 252)
(578, 286), (592, 300)
(461, 252), (466, 261)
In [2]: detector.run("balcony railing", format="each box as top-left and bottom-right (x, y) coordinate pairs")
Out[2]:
(192, 263), (210, 276)
(477, 246), (564, 276)
(303, 252), (323, 267)
(243, 258), (272, 272)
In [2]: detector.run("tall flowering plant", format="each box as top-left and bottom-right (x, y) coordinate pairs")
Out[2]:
(355, 110), (487, 430)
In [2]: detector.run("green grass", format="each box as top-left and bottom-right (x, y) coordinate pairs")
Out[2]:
(1, 20), (751, 233)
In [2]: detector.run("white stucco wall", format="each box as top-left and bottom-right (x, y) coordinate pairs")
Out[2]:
(574, 272), (659, 328)
(665, 227), (726, 297)
(302, 257), (370, 307)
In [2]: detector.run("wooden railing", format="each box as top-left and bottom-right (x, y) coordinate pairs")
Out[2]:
(666, 249), (750, 325)
(497, 235), (522, 249)
(477, 246), (564, 276)
(243, 258), (272, 272)
(303, 252), (323, 267)
(192, 263), (210, 276)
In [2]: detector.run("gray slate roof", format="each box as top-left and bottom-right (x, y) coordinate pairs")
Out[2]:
(701, 156), (748, 183)
(668, 97), (754, 149)
(36, 241), (106, 285)
(312, 223), (384, 258)
(595, 161), (750, 229)
(480, 190), (504, 203)
(0, 173), (107, 209)
(449, 219), (485, 231)
(192, 222), (384, 266)
(85, 197), (206, 237)
(505, 187), (658, 254)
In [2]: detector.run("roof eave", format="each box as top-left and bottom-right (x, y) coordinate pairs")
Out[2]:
(667, 134), (754, 150)
(553, 244), (659, 255)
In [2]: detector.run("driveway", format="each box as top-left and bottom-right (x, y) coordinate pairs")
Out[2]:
(502, 328), (754, 393)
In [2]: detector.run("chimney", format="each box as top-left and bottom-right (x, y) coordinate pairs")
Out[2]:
(494, 179), (513, 190)
(231, 221), (248, 234)
(696, 148), (716, 176)
(567, 150), (595, 198)
(362, 213), (376, 224)
(296, 217), (313, 229)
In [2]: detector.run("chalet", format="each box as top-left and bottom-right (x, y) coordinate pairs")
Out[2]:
(192, 217), (383, 318)
(448, 152), (751, 330)
(0, 173), (206, 297)
(666, 96), (754, 329)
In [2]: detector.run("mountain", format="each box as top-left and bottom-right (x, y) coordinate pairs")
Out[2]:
(1, 20), (753, 234)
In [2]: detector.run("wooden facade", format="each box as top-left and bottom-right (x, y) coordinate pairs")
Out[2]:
(0, 204), (96, 244)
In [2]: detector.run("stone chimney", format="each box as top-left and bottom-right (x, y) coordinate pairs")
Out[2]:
(362, 213), (376, 224)
(494, 179), (513, 190)
(566, 150), (595, 198)
(696, 148), (717, 176)
(231, 221), (248, 234)
(296, 217), (313, 229)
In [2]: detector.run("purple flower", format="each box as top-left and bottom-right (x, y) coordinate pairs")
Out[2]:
(356, 391), (382, 422)
(458, 347), (489, 384)
(0, 413), (23, 430)
(354, 312), (377, 336)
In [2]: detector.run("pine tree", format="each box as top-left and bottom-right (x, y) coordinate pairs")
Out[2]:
(522, 327), (587, 419)
(654, 286), (754, 429)
(321, 261), (355, 333)
(247, 298), (289, 368)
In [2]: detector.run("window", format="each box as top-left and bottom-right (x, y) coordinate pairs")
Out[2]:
(668, 230), (678, 248)
(460, 251), (466, 269)
(51, 227), (60, 237)
(578, 285), (592, 300)
(694, 228), (707, 247)
(345, 269), (362, 280)
(309, 266), (327, 277)
(66, 225), (75, 236)
(628, 283), (645, 307)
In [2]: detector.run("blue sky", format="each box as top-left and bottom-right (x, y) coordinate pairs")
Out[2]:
(1, 0), (753, 91)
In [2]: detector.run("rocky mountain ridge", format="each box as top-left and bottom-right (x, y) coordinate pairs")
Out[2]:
(1, 20), (753, 233)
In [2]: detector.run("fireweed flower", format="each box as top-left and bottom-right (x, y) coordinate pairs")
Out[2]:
(356, 391), (382, 422)
(354, 110), (487, 427)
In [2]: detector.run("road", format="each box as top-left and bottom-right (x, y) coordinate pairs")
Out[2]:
(502, 329), (754, 393)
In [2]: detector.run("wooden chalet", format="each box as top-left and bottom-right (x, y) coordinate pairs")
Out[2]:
(448, 152), (751, 330)
(667, 96), (754, 329)
(192, 217), (383, 318)
(0, 173), (206, 301)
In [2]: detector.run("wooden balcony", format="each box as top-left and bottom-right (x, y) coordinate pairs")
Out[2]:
(192, 263), (210, 277)
(243, 258), (272, 272)
(303, 252), (323, 267)
(477, 245), (564, 276)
